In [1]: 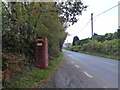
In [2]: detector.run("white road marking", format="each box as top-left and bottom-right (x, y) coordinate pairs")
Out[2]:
(83, 71), (93, 78)
(75, 65), (79, 68)
(71, 61), (74, 64)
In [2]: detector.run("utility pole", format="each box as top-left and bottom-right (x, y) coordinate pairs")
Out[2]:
(91, 13), (93, 45)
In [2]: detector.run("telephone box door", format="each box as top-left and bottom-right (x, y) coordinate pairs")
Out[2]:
(34, 37), (48, 69)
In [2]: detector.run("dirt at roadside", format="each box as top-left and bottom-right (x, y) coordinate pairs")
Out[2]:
(43, 56), (113, 88)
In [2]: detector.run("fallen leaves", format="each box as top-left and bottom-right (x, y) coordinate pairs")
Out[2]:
(2, 53), (29, 86)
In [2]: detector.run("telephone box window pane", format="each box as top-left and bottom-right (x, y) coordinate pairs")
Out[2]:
(37, 46), (43, 65)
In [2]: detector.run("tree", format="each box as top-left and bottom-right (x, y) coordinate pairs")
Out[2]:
(105, 33), (113, 40)
(2, 2), (67, 63)
(72, 36), (79, 46)
(56, 1), (87, 26)
(96, 35), (105, 42)
(77, 38), (90, 46)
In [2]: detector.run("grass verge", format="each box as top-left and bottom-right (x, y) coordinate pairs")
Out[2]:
(79, 51), (120, 60)
(6, 53), (64, 88)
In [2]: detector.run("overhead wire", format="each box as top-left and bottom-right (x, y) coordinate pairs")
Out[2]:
(94, 3), (120, 18)
(76, 20), (91, 35)
(76, 3), (120, 36)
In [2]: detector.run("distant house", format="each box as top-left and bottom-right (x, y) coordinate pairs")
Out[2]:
(63, 43), (71, 48)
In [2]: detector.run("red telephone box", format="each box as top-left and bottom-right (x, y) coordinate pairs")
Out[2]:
(34, 37), (48, 69)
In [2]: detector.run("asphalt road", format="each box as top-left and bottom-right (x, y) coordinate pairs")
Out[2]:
(44, 50), (119, 88)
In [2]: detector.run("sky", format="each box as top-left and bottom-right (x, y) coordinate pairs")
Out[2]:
(65, 0), (120, 43)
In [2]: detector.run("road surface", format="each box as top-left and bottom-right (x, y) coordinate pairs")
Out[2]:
(44, 50), (119, 88)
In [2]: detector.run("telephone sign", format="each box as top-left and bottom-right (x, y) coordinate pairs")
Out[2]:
(37, 43), (42, 46)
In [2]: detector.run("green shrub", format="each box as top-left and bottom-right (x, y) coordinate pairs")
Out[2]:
(70, 45), (81, 52)
(80, 39), (119, 56)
